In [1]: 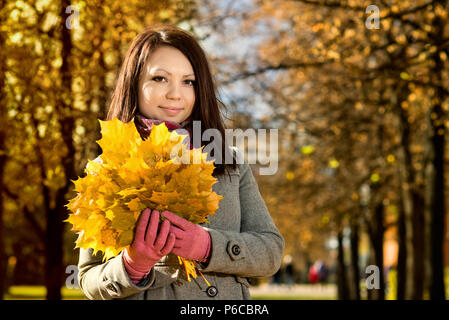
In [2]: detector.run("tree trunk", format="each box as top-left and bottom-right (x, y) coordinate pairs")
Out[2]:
(350, 213), (361, 300)
(394, 81), (426, 299)
(412, 191), (425, 299)
(372, 202), (385, 300)
(0, 0), (7, 298)
(0, 109), (6, 301)
(427, 12), (447, 300)
(45, 207), (64, 300)
(45, 0), (75, 300)
(428, 103), (446, 300)
(337, 226), (350, 300)
(396, 197), (407, 300)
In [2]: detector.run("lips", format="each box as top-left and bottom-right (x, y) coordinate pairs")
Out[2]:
(160, 106), (183, 115)
(161, 106), (183, 110)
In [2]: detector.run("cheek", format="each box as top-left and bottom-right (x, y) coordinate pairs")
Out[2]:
(185, 88), (195, 107)
(139, 83), (151, 100)
(140, 84), (163, 104)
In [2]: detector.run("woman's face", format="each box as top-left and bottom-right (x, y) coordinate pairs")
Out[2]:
(138, 45), (196, 123)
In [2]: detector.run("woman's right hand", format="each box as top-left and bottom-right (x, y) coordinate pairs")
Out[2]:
(123, 208), (176, 274)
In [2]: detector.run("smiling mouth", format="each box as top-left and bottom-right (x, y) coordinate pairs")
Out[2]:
(160, 106), (183, 110)
(159, 106), (183, 115)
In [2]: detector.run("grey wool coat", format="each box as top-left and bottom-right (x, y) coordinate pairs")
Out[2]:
(77, 153), (284, 300)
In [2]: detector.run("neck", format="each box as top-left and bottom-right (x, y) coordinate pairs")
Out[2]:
(133, 111), (193, 148)
(135, 112), (191, 126)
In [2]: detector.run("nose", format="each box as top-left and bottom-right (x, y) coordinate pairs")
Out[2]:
(166, 82), (181, 100)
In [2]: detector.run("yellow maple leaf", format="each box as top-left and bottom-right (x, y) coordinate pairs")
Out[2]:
(65, 118), (223, 284)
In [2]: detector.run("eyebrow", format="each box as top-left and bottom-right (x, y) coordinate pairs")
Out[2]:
(155, 68), (195, 77)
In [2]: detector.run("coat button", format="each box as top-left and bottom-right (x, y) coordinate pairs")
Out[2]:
(231, 244), (241, 256)
(206, 286), (218, 297)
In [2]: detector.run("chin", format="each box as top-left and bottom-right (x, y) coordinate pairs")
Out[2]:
(166, 115), (182, 122)
(171, 114), (187, 122)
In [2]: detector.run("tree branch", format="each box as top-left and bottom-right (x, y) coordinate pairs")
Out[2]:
(294, 0), (367, 11)
(220, 60), (332, 85)
(295, 0), (438, 20)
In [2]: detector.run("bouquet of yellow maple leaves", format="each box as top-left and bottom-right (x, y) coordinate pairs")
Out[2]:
(65, 117), (223, 283)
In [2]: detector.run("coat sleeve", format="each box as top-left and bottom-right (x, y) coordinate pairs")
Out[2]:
(201, 161), (284, 278)
(77, 249), (156, 300)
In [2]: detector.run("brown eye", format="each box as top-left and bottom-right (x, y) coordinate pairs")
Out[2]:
(152, 76), (166, 82)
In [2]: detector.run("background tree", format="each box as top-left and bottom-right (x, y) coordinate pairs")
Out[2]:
(218, 0), (449, 299)
(1, 0), (448, 300)
(1, 0), (196, 299)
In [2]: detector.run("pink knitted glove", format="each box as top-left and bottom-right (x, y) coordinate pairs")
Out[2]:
(161, 210), (211, 262)
(123, 208), (175, 283)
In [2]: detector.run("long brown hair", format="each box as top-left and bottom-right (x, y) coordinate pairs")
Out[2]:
(106, 24), (237, 176)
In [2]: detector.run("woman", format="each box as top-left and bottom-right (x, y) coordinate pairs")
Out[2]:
(77, 24), (284, 300)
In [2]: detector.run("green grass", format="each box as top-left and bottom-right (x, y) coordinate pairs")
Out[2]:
(4, 286), (87, 300)
(4, 285), (332, 300)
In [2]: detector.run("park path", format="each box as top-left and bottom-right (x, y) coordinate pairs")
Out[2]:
(249, 283), (337, 299)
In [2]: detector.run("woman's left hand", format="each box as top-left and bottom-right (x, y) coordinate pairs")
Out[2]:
(161, 210), (211, 262)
